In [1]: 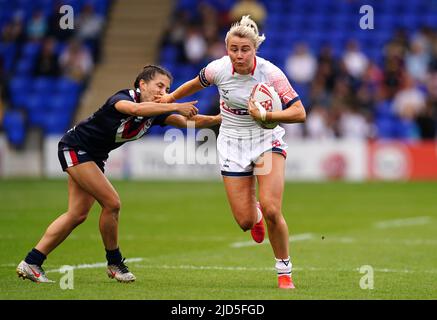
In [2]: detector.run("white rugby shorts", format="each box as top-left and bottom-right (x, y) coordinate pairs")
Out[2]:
(217, 127), (288, 176)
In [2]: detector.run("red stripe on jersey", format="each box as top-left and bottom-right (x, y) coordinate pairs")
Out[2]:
(251, 56), (257, 75)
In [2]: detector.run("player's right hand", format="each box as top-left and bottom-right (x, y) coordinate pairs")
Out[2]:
(177, 101), (198, 118)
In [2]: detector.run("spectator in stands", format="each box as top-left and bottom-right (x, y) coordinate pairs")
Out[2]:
(1, 11), (25, 44)
(285, 43), (318, 84)
(308, 78), (331, 107)
(26, 10), (47, 41)
(392, 74), (426, 120)
(331, 77), (355, 110)
(417, 71), (437, 139)
(406, 38), (431, 83)
(59, 38), (94, 83)
(382, 31), (408, 98)
(206, 36), (227, 61)
(33, 37), (60, 77)
(356, 62), (384, 113)
(229, 0), (266, 28)
(305, 105), (335, 139)
(76, 4), (104, 62)
(183, 25), (207, 66)
(338, 106), (374, 140)
(316, 44), (338, 91)
(429, 37), (437, 72)
(198, 1), (219, 32)
(342, 40), (369, 79)
(416, 102), (436, 139)
(160, 10), (190, 63)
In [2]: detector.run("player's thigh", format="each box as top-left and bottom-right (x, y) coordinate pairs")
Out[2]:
(66, 161), (120, 210)
(222, 175), (257, 221)
(66, 175), (95, 217)
(256, 153), (286, 214)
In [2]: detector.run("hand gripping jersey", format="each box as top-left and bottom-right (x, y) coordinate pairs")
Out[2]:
(198, 55), (300, 139)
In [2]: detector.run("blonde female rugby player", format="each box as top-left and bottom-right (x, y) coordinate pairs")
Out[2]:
(159, 16), (306, 289)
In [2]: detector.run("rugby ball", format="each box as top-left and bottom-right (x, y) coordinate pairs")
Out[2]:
(250, 82), (282, 129)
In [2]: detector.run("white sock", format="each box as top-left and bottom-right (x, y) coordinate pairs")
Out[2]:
(275, 256), (292, 277)
(256, 205), (262, 223)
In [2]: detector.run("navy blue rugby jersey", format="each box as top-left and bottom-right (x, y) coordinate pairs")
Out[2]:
(60, 89), (171, 159)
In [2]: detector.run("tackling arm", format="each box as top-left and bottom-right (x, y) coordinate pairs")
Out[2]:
(114, 100), (198, 118)
(164, 114), (221, 128)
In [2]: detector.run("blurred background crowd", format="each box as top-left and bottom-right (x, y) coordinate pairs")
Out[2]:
(0, 0), (108, 145)
(1, 0), (437, 149)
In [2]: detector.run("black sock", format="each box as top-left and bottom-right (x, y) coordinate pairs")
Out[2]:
(24, 248), (47, 266)
(106, 248), (122, 265)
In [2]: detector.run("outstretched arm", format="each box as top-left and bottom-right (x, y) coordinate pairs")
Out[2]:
(114, 100), (199, 118)
(164, 114), (221, 128)
(158, 77), (204, 103)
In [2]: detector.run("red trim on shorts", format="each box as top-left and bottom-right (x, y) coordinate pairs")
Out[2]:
(271, 147), (287, 159)
(69, 150), (79, 166)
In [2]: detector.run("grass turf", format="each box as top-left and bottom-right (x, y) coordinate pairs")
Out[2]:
(1, 179), (436, 299)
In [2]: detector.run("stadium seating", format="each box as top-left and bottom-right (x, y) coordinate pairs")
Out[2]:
(0, 0), (111, 147)
(2, 0), (437, 147)
(158, 0), (437, 140)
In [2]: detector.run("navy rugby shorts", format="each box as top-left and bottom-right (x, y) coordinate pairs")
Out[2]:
(58, 142), (105, 173)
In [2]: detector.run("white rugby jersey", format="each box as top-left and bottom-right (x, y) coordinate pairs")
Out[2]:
(199, 55), (300, 139)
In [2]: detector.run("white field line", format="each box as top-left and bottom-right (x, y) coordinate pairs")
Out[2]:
(45, 258), (145, 273)
(375, 216), (431, 229)
(3, 259), (437, 275)
(137, 265), (437, 275)
(230, 233), (314, 248)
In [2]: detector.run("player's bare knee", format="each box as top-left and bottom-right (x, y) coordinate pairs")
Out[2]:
(237, 217), (256, 231)
(75, 214), (88, 226)
(67, 209), (89, 226)
(261, 203), (281, 222)
(105, 197), (121, 215)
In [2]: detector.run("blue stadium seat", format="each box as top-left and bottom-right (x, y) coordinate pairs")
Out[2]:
(22, 42), (41, 58)
(33, 77), (56, 94)
(47, 93), (77, 113)
(15, 59), (35, 76)
(56, 77), (81, 94)
(376, 118), (395, 139)
(42, 112), (71, 134)
(25, 93), (46, 126)
(2, 110), (27, 147)
(160, 46), (178, 64)
(9, 76), (29, 108)
(0, 43), (17, 73)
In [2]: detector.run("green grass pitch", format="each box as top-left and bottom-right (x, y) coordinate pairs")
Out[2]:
(0, 179), (436, 299)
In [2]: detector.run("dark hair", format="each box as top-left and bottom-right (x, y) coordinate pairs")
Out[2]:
(134, 65), (173, 89)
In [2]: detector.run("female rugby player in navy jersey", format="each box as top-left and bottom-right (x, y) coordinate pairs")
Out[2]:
(17, 65), (221, 283)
